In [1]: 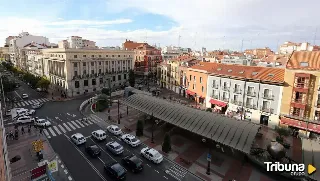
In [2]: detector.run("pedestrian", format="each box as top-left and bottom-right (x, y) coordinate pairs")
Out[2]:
(28, 125), (31, 133)
(21, 126), (25, 134)
(39, 128), (43, 135)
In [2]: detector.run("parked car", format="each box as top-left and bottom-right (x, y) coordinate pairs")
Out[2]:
(122, 154), (143, 173)
(32, 103), (43, 109)
(34, 119), (51, 127)
(16, 116), (35, 124)
(121, 134), (141, 147)
(25, 109), (36, 116)
(91, 130), (107, 141)
(22, 94), (28, 99)
(70, 133), (86, 145)
(85, 144), (101, 157)
(140, 147), (163, 164)
(104, 162), (126, 180)
(107, 125), (122, 136)
(106, 141), (124, 155)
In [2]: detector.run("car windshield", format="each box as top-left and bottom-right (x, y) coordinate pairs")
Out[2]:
(131, 138), (138, 142)
(112, 164), (125, 176)
(79, 137), (85, 141)
(114, 127), (119, 131)
(130, 156), (142, 167)
(114, 145), (122, 150)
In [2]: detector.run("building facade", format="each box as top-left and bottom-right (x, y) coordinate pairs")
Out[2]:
(244, 47), (274, 58)
(0, 103), (11, 181)
(278, 42), (315, 55)
(204, 63), (284, 128)
(58, 36), (97, 49)
(134, 44), (162, 76)
(280, 51), (320, 137)
(0, 47), (9, 61)
(41, 49), (134, 97)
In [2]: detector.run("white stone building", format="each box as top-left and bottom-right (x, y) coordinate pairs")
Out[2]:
(41, 48), (134, 97)
(205, 63), (285, 129)
(58, 36), (97, 49)
(278, 41), (316, 55)
(8, 32), (50, 67)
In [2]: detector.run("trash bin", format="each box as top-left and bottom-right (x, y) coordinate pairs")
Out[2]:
(37, 151), (43, 161)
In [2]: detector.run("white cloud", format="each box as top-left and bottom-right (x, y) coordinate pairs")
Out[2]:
(47, 19), (133, 26)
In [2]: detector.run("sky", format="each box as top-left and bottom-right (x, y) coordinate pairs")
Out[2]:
(0, 0), (320, 51)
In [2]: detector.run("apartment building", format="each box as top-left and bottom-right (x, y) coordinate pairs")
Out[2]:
(244, 47), (273, 58)
(280, 51), (320, 136)
(58, 36), (97, 49)
(0, 47), (9, 61)
(41, 48), (134, 97)
(8, 32), (50, 67)
(278, 42), (315, 55)
(204, 63), (284, 128)
(134, 44), (162, 76)
(0, 103), (11, 181)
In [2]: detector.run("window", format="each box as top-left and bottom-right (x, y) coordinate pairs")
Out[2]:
(91, 62), (94, 66)
(91, 55), (94, 58)
(124, 74), (127, 79)
(99, 62), (101, 65)
(99, 55), (101, 58)
(263, 89), (271, 97)
(247, 86), (254, 94)
(252, 72), (258, 75)
(92, 79), (96, 85)
(262, 101), (270, 110)
(235, 84), (240, 91)
(292, 107), (301, 116)
(233, 95), (238, 102)
(193, 76), (196, 81)
(200, 77), (202, 83)
(223, 82), (229, 88)
(75, 81), (79, 88)
(112, 61), (114, 65)
(74, 71), (78, 76)
(74, 55), (77, 58)
(106, 55), (108, 57)
(99, 78), (103, 84)
(189, 75), (192, 81)
(73, 63), (77, 67)
(99, 69), (101, 74)
(118, 55), (120, 57)
(84, 80), (88, 86)
(112, 68), (114, 72)
(193, 84), (195, 89)
(112, 55), (115, 57)
(246, 98), (253, 106)
(212, 80), (216, 87)
(83, 70), (86, 75)
(83, 55), (86, 58)
(83, 62), (86, 66)
(300, 62), (309, 67)
(201, 86), (204, 92)
(91, 70), (94, 74)
(112, 76), (115, 81)
(118, 75), (121, 80)
(222, 92), (229, 100)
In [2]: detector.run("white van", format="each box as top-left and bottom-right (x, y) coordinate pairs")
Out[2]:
(16, 116), (35, 124)
(91, 130), (107, 141)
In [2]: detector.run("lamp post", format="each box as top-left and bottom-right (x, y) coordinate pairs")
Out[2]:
(117, 99), (120, 124)
(202, 135), (212, 175)
(195, 93), (197, 108)
(151, 113), (159, 144)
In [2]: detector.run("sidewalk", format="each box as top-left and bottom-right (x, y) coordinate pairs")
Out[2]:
(6, 126), (73, 181)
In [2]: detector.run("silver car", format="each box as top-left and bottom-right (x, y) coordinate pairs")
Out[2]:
(106, 141), (124, 155)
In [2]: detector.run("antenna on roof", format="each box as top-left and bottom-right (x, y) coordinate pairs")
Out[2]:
(241, 39), (244, 52)
(178, 33), (181, 48)
(313, 27), (318, 45)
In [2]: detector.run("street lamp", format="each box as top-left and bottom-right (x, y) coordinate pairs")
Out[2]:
(202, 135), (212, 175)
(194, 93), (197, 108)
(151, 113), (159, 144)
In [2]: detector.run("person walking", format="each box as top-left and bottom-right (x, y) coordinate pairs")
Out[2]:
(21, 126), (25, 135)
(28, 125), (31, 133)
(39, 128), (43, 135)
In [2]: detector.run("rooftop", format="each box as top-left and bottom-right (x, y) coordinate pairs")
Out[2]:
(123, 39), (145, 50)
(286, 51), (320, 70)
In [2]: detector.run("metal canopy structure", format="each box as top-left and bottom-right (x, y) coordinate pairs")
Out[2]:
(122, 94), (261, 154)
(302, 139), (320, 180)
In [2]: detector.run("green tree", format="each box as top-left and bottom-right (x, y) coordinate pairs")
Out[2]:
(136, 120), (144, 137)
(95, 94), (110, 112)
(162, 133), (171, 153)
(275, 126), (290, 142)
(128, 69), (135, 87)
(2, 76), (16, 93)
(101, 87), (110, 95)
(36, 78), (50, 90)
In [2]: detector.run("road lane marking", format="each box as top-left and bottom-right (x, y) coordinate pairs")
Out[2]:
(155, 170), (159, 173)
(43, 98), (49, 101)
(63, 123), (72, 131)
(33, 99), (39, 103)
(97, 157), (105, 164)
(146, 164), (151, 167)
(75, 120), (85, 127)
(16, 102), (21, 107)
(38, 99), (44, 102)
(58, 125), (66, 133)
(53, 126), (62, 135)
(30, 100), (36, 104)
(71, 121), (80, 129)
(165, 170), (181, 181)
(68, 176), (72, 180)
(91, 114), (103, 121)
(64, 170), (68, 174)
(14, 91), (22, 99)
(48, 127), (56, 137)
(43, 129), (51, 138)
(87, 120), (93, 124)
(24, 101), (29, 105)
(63, 134), (108, 181)
(163, 176), (168, 180)
(89, 137), (117, 162)
(67, 122), (76, 130)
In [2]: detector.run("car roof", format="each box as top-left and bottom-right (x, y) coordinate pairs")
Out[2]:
(110, 125), (119, 129)
(147, 148), (159, 155)
(89, 145), (99, 149)
(109, 141), (121, 147)
(94, 130), (105, 134)
(72, 133), (84, 138)
(126, 135), (135, 139)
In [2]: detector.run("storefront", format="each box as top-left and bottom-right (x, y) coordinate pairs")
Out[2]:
(280, 116), (320, 138)
(209, 99), (227, 113)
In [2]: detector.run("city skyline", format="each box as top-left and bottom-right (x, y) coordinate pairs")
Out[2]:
(1, 0), (320, 51)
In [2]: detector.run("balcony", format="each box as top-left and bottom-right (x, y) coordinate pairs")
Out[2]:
(211, 84), (219, 89)
(222, 86), (230, 91)
(233, 89), (242, 94)
(247, 92), (256, 97)
(315, 101), (320, 108)
(222, 97), (229, 102)
(294, 83), (308, 89)
(262, 94), (274, 100)
(246, 104), (257, 109)
(260, 107), (274, 114)
(211, 94), (219, 99)
(231, 99), (243, 106)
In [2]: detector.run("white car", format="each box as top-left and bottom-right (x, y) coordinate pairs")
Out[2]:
(22, 94), (28, 99)
(91, 130), (107, 141)
(32, 103), (43, 109)
(25, 109), (36, 116)
(121, 134), (141, 147)
(140, 147), (163, 164)
(16, 116), (35, 124)
(34, 119), (51, 127)
(107, 125), (122, 136)
(71, 133), (86, 145)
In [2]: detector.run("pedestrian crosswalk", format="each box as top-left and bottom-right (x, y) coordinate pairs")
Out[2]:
(14, 98), (50, 107)
(44, 115), (103, 139)
(165, 165), (188, 181)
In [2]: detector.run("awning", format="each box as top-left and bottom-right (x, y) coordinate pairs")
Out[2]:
(209, 99), (227, 107)
(280, 117), (307, 129)
(186, 90), (196, 96)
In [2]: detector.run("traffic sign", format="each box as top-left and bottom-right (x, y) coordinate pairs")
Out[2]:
(207, 153), (212, 162)
(48, 160), (58, 173)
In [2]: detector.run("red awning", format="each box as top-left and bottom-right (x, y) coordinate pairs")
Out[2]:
(186, 90), (196, 96)
(209, 99), (227, 107)
(280, 117), (307, 129)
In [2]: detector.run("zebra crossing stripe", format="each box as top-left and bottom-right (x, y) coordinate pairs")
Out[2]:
(75, 120), (85, 127)
(44, 98), (49, 101)
(33, 100), (40, 104)
(41, 98), (48, 102)
(63, 123), (72, 131)
(87, 120), (94, 124)
(24, 101), (29, 105)
(67, 122), (76, 130)
(16, 103), (20, 107)
(32, 100), (38, 104)
(71, 121), (81, 129)
(53, 126), (62, 135)
(89, 118), (97, 123)
(43, 129), (51, 138)
(58, 125), (66, 133)
(81, 120), (90, 126)
(48, 127), (56, 137)
(91, 114), (103, 122)
(21, 102), (26, 106)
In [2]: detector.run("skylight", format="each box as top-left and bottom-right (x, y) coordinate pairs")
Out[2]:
(268, 74), (274, 77)
(217, 68), (222, 71)
(239, 71), (244, 74)
(252, 72), (258, 75)
(228, 69), (232, 72)
(300, 62), (309, 67)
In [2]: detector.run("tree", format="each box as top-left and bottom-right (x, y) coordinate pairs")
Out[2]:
(101, 87), (110, 95)
(128, 69), (135, 87)
(95, 94), (110, 112)
(162, 133), (171, 153)
(36, 78), (50, 90)
(136, 120), (144, 137)
(275, 126), (290, 142)
(2, 76), (16, 94)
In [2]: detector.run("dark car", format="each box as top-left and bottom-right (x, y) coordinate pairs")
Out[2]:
(85, 144), (101, 157)
(122, 154), (143, 173)
(104, 162), (126, 180)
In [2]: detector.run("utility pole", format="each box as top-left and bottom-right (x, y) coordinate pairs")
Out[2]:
(241, 39), (244, 52)
(117, 99), (120, 124)
(313, 27), (318, 45)
(0, 74), (6, 110)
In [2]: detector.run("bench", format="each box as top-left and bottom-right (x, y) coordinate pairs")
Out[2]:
(180, 157), (191, 165)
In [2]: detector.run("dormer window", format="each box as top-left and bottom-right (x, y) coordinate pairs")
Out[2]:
(300, 62), (309, 67)
(252, 72), (258, 75)
(228, 69), (232, 72)
(268, 74), (274, 77)
(239, 71), (244, 74)
(217, 68), (222, 71)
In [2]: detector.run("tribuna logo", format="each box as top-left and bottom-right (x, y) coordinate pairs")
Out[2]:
(264, 162), (305, 176)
